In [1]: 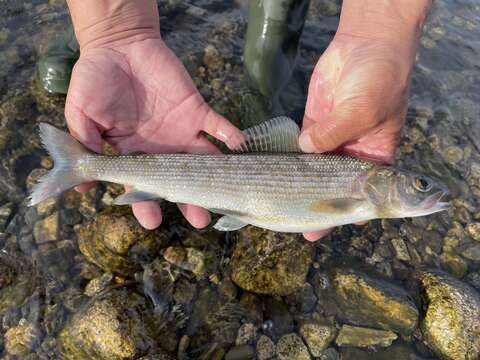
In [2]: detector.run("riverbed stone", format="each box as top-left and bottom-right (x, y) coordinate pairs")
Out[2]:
(33, 211), (58, 243)
(77, 207), (167, 276)
(225, 344), (255, 360)
(299, 322), (336, 357)
(335, 325), (397, 348)
(419, 270), (480, 360)
(58, 288), (158, 359)
(256, 335), (275, 360)
(461, 243), (480, 261)
(276, 333), (310, 360)
(467, 223), (480, 241)
(5, 319), (42, 356)
(330, 268), (418, 335)
(231, 228), (313, 296)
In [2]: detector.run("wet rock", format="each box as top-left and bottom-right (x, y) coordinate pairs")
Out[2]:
(390, 238), (411, 262)
(335, 325), (397, 348)
(0, 257), (16, 288)
(33, 211), (58, 243)
(203, 44), (224, 72)
(236, 323), (257, 346)
(0, 202), (13, 232)
(225, 344), (255, 360)
(419, 270), (480, 359)
(0, 128), (11, 150)
(58, 288), (158, 359)
(466, 271), (480, 290)
(4, 319), (42, 356)
(461, 243), (480, 261)
(0, 260), (35, 315)
(36, 197), (57, 216)
(320, 347), (339, 360)
(239, 292), (263, 325)
(77, 207), (167, 276)
(339, 343), (419, 359)
(440, 252), (468, 278)
(467, 223), (480, 241)
(84, 272), (114, 297)
(163, 246), (215, 277)
(231, 228), (313, 296)
(187, 288), (242, 350)
(330, 268), (418, 335)
(286, 283), (317, 313)
(256, 335), (275, 360)
(299, 322), (336, 357)
(276, 333), (310, 360)
(264, 298), (294, 339)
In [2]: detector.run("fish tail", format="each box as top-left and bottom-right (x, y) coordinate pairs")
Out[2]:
(28, 123), (93, 206)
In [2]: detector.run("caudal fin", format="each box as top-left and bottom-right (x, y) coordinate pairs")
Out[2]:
(28, 123), (93, 206)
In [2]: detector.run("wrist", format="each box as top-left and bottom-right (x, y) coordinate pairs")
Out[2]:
(67, 0), (160, 51)
(337, 0), (432, 56)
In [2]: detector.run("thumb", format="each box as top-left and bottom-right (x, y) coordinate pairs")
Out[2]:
(64, 104), (103, 154)
(299, 101), (374, 153)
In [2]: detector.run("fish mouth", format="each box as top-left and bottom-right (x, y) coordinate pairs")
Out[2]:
(421, 190), (451, 214)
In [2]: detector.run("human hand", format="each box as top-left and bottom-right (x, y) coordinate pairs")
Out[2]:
(64, 37), (244, 230)
(299, 0), (432, 241)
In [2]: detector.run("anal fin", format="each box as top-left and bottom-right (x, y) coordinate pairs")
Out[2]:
(213, 216), (247, 231)
(113, 191), (161, 205)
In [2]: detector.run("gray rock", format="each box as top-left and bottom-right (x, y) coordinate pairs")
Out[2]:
(461, 244), (480, 261)
(335, 325), (397, 348)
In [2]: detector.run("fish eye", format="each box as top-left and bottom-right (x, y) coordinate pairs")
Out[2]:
(413, 176), (432, 192)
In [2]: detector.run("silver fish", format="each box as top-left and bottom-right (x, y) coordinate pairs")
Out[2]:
(28, 117), (449, 233)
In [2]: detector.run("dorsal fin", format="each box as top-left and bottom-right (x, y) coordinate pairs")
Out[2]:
(235, 116), (301, 153)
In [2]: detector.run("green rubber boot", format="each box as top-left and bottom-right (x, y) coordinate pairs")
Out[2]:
(37, 24), (80, 95)
(243, 0), (310, 122)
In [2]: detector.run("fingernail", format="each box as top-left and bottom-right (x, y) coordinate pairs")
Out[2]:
(299, 133), (316, 153)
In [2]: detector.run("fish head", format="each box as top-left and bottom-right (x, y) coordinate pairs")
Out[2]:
(362, 166), (450, 218)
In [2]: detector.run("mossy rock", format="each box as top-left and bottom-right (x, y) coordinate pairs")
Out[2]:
(230, 227), (314, 296)
(77, 207), (169, 276)
(330, 268), (419, 335)
(419, 270), (480, 360)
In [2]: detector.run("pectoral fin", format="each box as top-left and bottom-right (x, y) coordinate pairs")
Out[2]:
(213, 216), (247, 231)
(113, 191), (161, 205)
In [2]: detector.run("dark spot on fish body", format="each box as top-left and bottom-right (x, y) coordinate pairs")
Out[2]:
(308, 198), (361, 213)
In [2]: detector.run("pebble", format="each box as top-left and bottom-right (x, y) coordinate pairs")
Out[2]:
(390, 238), (411, 262)
(225, 344), (255, 360)
(466, 223), (480, 242)
(299, 322), (336, 357)
(84, 272), (114, 297)
(335, 325), (397, 348)
(256, 335), (275, 360)
(33, 212), (58, 243)
(276, 333), (311, 360)
(36, 197), (57, 216)
(4, 319), (41, 357)
(235, 323), (257, 346)
(0, 202), (13, 232)
(461, 244), (480, 261)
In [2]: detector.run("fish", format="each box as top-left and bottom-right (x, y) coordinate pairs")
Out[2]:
(28, 117), (450, 233)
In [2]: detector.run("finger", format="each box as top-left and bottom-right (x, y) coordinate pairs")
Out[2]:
(354, 221), (368, 226)
(187, 134), (221, 155)
(75, 182), (96, 193)
(299, 101), (375, 153)
(201, 107), (245, 150)
(64, 104), (103, 153)
(303, 229), (332, 242)
(177, 203), (211, 229)
(132, 201), (163, 230)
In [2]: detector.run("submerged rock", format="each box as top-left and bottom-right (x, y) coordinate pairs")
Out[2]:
(330, 268), (418, 335)
(231, 227), (313, 296)
(339, 343), (419, 359)
(4, 319), (42, 356)
(419, 270), (480, 360)
(58, 288), (161, 359)
(335, 325), (397, 348)
(77, 207), (167, 276)
(225, 344), (255, 360)
(256, 335), (276, 360)
(299, 322), (336, 357)
(276, 333), (311, 360)
(33, 211), (59, 243)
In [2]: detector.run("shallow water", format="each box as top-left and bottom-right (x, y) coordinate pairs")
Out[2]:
(0, 0), (479, 359)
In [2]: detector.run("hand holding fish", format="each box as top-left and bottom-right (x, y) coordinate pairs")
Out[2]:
(64, 0), (244, 229)
(299, 0), (432, 241)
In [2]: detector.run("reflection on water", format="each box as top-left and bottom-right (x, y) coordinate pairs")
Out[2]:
(0, 0), (479, 359)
